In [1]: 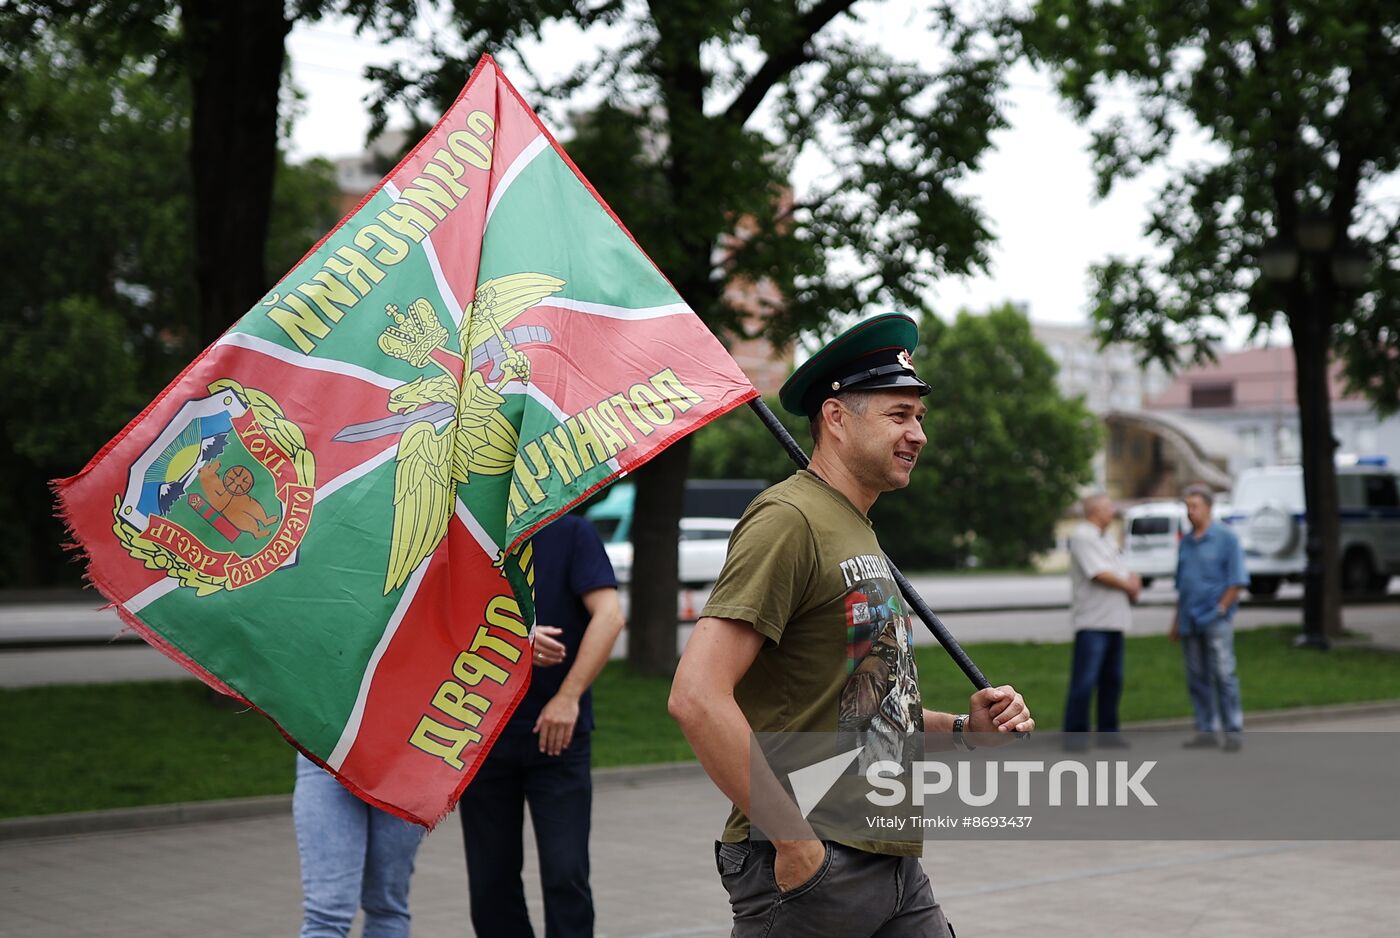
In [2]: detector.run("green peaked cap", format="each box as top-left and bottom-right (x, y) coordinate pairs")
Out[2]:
(778, 312), (931, 417)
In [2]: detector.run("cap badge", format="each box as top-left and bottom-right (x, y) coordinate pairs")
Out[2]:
(897, 349), (915, 372)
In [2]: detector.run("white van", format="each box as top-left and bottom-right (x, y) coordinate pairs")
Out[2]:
(1223, 459), (1400, 596)
(602, 516), (738, 587)
(1122, 500), (1189, 587)
(586, 480), (758, 586)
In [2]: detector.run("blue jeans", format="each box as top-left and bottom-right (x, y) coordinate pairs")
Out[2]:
(1063, 629), (1125, 733)
(1181, 617), (1244, 734)
(458, 729), (594, 938)
(293, 754), (424, 938)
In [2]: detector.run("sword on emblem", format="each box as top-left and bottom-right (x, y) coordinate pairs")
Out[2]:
(331, 402), (457, 443)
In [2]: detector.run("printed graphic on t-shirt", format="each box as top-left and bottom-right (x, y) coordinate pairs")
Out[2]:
(837, 554), (922, 767)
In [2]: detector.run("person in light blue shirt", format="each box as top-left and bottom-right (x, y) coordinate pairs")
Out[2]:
(1172, 484), (1249, 750)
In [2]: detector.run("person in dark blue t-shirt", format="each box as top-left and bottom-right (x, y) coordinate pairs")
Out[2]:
(458, 511), (624, 938)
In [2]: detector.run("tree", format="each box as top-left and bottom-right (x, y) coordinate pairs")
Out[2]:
(371, 0), (1017, 672)
(880, 305), (1099, 569)
(689, 306), (1099, 571)
(1023, 0), (1400, 640)
(0, 24), (345, 587)
(266, 155), (344, 279)
(4, 1), (382, 346)
(690, 396), (809, 486)
(180, 0), (295, 344)
(0, 27), (191, 586)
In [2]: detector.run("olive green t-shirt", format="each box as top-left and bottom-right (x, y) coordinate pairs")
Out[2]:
(701, 470), (924, 857)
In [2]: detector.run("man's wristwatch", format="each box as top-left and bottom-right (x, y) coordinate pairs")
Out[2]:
(952, 713), (975, 751)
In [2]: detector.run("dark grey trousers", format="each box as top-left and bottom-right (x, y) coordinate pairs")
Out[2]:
(715, 840), (954, 937)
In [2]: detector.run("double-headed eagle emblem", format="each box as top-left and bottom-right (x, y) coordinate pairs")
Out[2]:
(333, 273), (565, 594)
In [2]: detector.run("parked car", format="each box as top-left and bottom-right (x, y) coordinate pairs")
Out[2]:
(602, 516), (738, 586)
(1122, 500), (1188, 588)
(585, 479), (761, 586)
(583, 479), (764, 546)
(1222, 458), (1400, 596)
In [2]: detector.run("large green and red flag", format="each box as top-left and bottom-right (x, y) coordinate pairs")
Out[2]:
(55, 55), (757, 826)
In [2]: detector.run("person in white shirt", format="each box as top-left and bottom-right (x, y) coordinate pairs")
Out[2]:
(1063, 492), (1140, 744)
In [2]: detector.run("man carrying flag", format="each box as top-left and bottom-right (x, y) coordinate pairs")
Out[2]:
(54, 55), (756, 828)
(669, 314), (1035, 937)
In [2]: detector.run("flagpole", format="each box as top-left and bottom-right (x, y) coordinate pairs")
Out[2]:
(746, 398), (993, 691)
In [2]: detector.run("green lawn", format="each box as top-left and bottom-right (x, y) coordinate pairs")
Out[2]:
(913, 626), (1399, 724)
(3, 625), (1399, 819)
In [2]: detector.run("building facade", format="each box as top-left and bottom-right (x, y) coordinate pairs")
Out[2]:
(1144, 346), (1400, 474)
(1029, 325), (1398, 501)
(1032, 320), (1173, 415)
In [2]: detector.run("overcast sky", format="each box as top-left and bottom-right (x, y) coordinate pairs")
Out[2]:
(283, 5), (1383, 348)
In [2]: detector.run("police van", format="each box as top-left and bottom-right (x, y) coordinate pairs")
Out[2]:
(1223, 458), (1400, 596)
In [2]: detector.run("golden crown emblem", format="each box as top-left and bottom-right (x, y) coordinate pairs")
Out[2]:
(378, 299), (450, 367)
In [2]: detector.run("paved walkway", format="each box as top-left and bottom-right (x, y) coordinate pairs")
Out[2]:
(3, 710), (1398, 938)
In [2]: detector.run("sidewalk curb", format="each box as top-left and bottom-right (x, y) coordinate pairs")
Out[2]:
(5, 701), (1397, 843)
(593, 760), (708, 790)
(0, 794), (292, 843)
(1115, 698), (1400, 731)
(10, 595), (1399, 650)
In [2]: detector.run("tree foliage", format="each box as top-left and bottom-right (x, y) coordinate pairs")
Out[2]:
(689, 396), (806, 486)
(1022, 0), (1400, 636)
(896, 304), (1099, 569)
(0, 27), (195, 392)
(0, 24), (342, 587)
(266, 156), (344, 279)
(692, 305), (1099, 569)
(370, 1), (1013, 338)
(0, 30), (189, 586)
(3, 1), (318, 344)
(1023, 0), (1399, 401)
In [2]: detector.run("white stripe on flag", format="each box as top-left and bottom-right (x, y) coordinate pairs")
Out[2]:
(486, 134), (548, 225)
(500, 379), (566, 422)
(126, 578), (178, 614)
(540, 297), (693, 321)
(327, 556), (431, 770)
(216, 332), (401, 390)
(384, 180), (468, 331)
(317, 443), (399, 504)
(454, 501), (500, 557)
